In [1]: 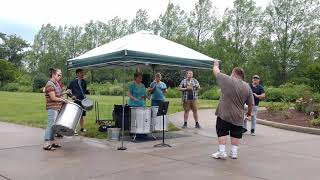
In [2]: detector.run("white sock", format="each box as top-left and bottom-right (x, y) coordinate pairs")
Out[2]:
(231, 145), (238, 153)
(219, 145), (226, 152)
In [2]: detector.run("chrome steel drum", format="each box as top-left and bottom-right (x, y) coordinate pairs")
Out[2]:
(130, 107), (151, 134)
(53, 102), (83, 136)
(151, 106), (168, 131)
(81, 98), (93, 111)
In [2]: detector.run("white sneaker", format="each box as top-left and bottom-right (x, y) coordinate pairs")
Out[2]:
(74, 131), (78, 136)
(229, 151), (238, 159)
(211, 151), (227, 159)
(251, 132), (256, 136)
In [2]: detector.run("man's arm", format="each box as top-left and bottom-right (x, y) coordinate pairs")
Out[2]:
(179, 80), (187, 91)
(246, 88), (254, 117)
(254, 93), (265, 99)
(247, 103), (253, 117)
(66, 81), (76, 99)
(213, 61), (220, 79)
(253, 86), (265, 100)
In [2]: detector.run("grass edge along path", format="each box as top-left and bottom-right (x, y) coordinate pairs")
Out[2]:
(0, 91), (217, 139)
(0, 91), (275, 139)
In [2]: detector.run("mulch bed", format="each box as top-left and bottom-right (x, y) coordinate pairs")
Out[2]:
(257, 109), (320, 129)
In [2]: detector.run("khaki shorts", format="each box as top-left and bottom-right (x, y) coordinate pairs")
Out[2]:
(183, 100), (197, 112)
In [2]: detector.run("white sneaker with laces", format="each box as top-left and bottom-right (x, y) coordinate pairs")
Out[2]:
(229, 151), (238, 159)
(211, 151), (227, 159)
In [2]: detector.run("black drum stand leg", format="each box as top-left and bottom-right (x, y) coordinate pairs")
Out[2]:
(154, 115), (171, 148)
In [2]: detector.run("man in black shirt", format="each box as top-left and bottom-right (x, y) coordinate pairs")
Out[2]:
(243, 75), (265, 136)
(67, 69), (89, 135)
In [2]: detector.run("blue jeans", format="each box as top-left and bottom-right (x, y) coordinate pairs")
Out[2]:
(243, 106), (258, 130)
(151, 99), (164, 106)
(44, 109), (59, 141)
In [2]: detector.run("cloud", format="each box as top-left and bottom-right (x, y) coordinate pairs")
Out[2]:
(0, 0), (269, 42)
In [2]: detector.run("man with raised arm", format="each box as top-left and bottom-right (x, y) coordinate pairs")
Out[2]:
(212, 61), (254, 159)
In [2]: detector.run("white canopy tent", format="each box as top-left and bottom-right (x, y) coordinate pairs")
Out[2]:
(67, 31), (216, 70)
(66, 31), (218, 150)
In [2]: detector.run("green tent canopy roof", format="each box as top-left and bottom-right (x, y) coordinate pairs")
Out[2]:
(67, 31), (216, 70)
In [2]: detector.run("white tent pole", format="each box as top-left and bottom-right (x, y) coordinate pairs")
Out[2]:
(118, 62), (127, 150)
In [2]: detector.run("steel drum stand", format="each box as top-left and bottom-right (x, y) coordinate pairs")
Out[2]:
(154, 101), (171, 148)
(117, 105), (127, 150)
(117, 64), (127, 150)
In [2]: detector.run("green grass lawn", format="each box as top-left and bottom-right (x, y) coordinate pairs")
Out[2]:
(0, 91), (218, 139)
(0, 91), (276, 139)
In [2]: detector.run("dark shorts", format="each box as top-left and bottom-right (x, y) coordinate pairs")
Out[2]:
(216, 117), (243, 139)
(74, 101), (86, 117)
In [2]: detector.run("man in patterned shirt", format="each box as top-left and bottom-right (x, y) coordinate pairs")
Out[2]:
(179, 70), (201, 129)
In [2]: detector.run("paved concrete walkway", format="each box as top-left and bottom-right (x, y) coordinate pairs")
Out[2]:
(169, 107), (265, 137)
(1, 109), (320, 180)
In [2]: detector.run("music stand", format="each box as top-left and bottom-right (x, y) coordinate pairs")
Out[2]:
(154, 101), (171, 147)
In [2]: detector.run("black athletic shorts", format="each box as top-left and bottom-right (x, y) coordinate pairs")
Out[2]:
(216, 117), (243, 139)
(74, 101), (86, 117)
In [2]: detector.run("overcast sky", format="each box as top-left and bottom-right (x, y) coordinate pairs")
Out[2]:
(0, 0), (270, 42)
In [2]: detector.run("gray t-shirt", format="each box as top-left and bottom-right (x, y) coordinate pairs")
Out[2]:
(215, 73), (254, 126)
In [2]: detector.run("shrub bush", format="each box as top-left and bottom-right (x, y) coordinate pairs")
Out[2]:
(266, 83), (312, 102)
(198, 86), (211, 95)
(32, 74), (48, 92)
(311, 117), (320, 126)
(108, 85), (123, 96)
(265, 87), (283, 102)
(166, 88), (181, 98)
(266, 101), (290, 114)
(89, 83), (110, 95)
(1, 83), (19, 92)
(17, 74), (32, 86)
(99, 88), (109, 95)
(89, 82), (125, 96)
(18, 86), (33, 92)
(312, 93), (320, 103)
(200, 87), (220, 100)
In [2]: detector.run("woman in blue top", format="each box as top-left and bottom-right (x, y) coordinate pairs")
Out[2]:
(148, 73), (167, 106)
(128, 72), (147, 107)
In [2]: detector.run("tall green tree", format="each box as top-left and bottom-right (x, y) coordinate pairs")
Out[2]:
(152, 2), (187, 40)
(223, 0), (261, 68)
(0, 34), (29, 67)
(249, 34), (278, 85)
(64, 25), (84, 59)
(30, 24), (66, 75)
(305, 62), (320, 92)
(188, 0), (216, 46)
(129, 9), (150, 33)
(81, 20), (107, 51)
(106, 17), (130, 42)
(264, 0), (320, 84)
(0, 59), (19, 86)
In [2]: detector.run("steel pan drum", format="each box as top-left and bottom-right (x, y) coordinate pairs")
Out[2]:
(81, 98), (93, 111)
(151, 106), (168, 131)
(53, 102), (83, 136)
(130, 107), (151, 134)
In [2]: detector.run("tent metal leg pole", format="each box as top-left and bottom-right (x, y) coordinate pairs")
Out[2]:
(118, 63), (127, 150)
